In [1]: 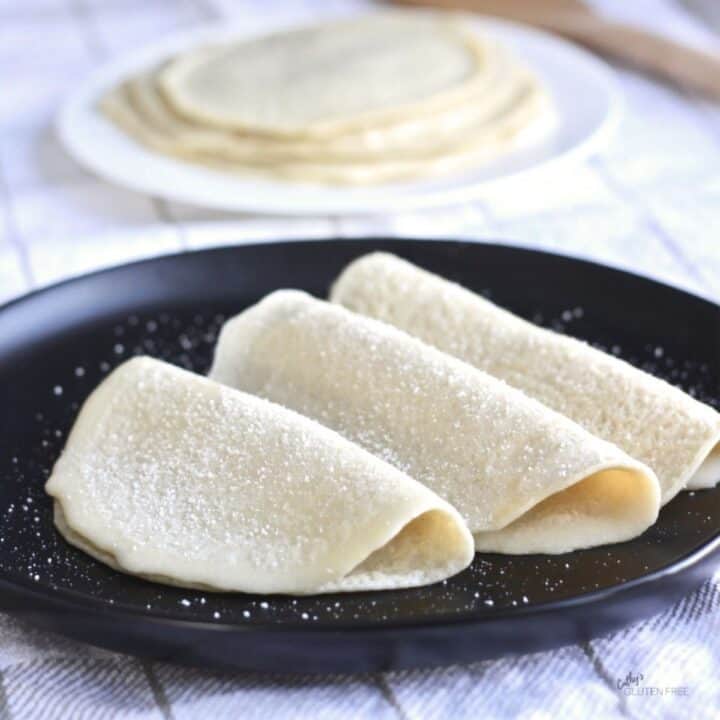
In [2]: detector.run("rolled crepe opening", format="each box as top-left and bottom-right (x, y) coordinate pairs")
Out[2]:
(210, 291), (661, 555)
(343, 508), (471, 590)
(46, 357), (473, 594)
(477, 467), (658, 554)
(330, 253), (720, 503)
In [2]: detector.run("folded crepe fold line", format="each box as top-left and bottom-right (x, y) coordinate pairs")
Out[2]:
(46, 357), (474, 595)
(210, 291), (661, 554)
(330, 252), (720, 503)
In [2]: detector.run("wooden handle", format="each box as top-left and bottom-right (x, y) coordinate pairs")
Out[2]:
(392, 0), (720, 101)
(552, 16), (720, 100)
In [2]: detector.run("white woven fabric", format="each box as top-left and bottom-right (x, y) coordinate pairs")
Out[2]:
(1, 0), (720, 717)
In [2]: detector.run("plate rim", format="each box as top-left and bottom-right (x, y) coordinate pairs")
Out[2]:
(1, 238), (719, 634)
(55, 14), (622, 216)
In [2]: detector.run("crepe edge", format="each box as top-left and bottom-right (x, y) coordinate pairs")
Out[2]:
(472, 459), (660, 554)
(51, 497), (474, 596)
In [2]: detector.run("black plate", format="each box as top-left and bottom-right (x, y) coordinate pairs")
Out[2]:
(1, 239), (720, 674)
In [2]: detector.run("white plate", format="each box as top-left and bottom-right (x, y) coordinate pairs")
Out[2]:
(57, 17), (621, 216)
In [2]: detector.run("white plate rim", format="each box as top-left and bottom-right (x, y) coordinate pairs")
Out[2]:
(56, 15), (622, 216)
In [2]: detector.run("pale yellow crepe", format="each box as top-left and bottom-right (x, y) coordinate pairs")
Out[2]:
(159, 12), (492, 138)
(99, 11), (549, 185)
(46, 357), (473, 594)
(330, 253), (720, 502)
(210, 291), (660, 555)
(114, 50), (536, 163)
(101, 58), (542, 184)
(103, 85), (541, 184)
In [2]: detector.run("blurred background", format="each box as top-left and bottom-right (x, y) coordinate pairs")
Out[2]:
(1, 0), (719, 301)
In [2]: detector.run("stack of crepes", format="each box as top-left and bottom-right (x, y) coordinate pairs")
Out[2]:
(45, 254), (720, 596)
(99, 11), (548, 185)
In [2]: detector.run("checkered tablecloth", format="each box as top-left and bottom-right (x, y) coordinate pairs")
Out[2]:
(2, 1), (720, 718)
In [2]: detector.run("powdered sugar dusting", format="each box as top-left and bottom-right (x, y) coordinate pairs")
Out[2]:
(210, 291), (655, 552)
(1, 297), (718, 627)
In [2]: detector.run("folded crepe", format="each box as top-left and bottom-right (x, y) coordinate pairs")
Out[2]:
(209, 291), (660, 554)
(330, 253), (720, 503)
(46, 357), (473, 595)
